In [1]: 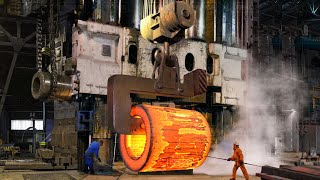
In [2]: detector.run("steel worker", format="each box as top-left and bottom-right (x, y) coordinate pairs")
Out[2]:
(227, 142), (249, 180)
(84, 140), (103, 174)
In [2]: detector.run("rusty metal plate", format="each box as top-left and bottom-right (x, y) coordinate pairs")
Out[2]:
(256, 173), (292, 180)
(107, 70), (207, 134)
(280, 165), (320, 177)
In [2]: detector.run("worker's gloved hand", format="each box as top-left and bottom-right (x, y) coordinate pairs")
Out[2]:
(239, 160), (244, 165)
(98, 158), (101, 162)
(227, 158), (231, 161)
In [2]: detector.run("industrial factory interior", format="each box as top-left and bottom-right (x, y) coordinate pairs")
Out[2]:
(0, 0), (320, 180)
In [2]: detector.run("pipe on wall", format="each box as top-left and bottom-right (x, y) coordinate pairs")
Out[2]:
(93, 0), (120, 24)
(272, 35), (282, 50)
(121, 0), (142, 29)
(186, 0), (206, 41)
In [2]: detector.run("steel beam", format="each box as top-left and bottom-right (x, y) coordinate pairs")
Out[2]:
(0, 25), (13, 41)
(21, 44), (36, 48)
(17, 22), (21, 38)
(0, 19), (36, 118)
(0, 41), (12, 46)
(0, 17), (36, 24)
(24, 31), (36, 43)
(0, 37), (37, 48)
(0, 53), (18, 117)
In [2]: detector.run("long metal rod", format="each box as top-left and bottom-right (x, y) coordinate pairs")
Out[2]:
(112, 133), (117, 165)
(24, 31), (37, 43)
(43, 133), (51, 142)
(0, 17), (36, 24)
(221, 108), (224, 140)
(43, 102), (46, 137)
(32, 115), (36, 154)
(0, 42), (36, 48)
(0, 24), (13, 41)
(24, 44), (37, 48)
(207, 155), (228, 161)
(17, 21), (21, 38)
(207, 155), (262, 167)
(0, 41), (12, 46)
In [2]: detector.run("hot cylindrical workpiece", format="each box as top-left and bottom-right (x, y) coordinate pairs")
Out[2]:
(120, 104), (211, 172)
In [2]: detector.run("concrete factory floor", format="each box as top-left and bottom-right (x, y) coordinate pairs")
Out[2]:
(0, 164), (259, 180)
(84, 175), (259, 180)
(0, 168), (259, 180)
(0, 152), (310, 180)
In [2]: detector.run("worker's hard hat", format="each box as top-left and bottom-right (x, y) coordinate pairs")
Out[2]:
(233, 141), (239, 146)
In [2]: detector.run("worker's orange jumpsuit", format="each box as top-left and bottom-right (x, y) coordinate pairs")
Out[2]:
(229, 146), (249, 180)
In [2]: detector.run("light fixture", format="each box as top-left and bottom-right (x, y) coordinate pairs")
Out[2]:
(309, 1), (319, 15)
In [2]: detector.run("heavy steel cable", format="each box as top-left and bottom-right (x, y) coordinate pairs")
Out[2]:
(48, 0), (59, 100)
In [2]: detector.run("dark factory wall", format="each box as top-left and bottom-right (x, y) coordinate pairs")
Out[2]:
(0, 110), (9, 144)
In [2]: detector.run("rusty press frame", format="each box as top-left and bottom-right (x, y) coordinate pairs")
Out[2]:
(107, 41), (207, 135)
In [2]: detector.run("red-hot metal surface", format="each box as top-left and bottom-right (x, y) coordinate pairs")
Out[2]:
(119, 104), (211, 172)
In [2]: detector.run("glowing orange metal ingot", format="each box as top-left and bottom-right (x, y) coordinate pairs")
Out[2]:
(119, 104), (211, 172)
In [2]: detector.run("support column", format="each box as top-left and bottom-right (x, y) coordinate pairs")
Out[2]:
(215, 0), (223, 43)
(92, 100), (113, 171)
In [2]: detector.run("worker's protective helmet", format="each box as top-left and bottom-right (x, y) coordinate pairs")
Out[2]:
(233, 141), (239, 146)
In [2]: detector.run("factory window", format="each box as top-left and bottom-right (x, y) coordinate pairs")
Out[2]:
(128, 44), (138, 64)
(102, 45), (111, 57)
(185, 53), (194, 71)
(207, 56), (213, 74)
(11, 120), (44, 131)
